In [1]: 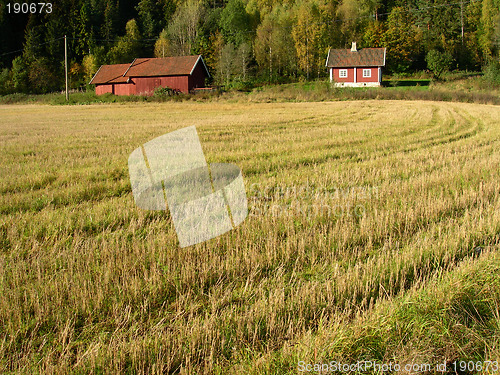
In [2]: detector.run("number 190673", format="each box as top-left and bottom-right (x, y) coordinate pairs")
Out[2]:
(6, 3), (52, 14)
(453, 361), (499, 373)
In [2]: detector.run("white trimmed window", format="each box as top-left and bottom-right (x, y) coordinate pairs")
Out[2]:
(363, 69), (371, 78)
(339, 69), (348, 78)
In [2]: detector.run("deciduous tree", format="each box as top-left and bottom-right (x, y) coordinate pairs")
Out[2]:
(168, 0), (203, 55)
(154, 28), (171, 57)
(292, 1), (328, 79)
(426, 49), (453, 79)
(382, 7), (420, 72)
(108, 19), (142, 63)
(220, 0), (252, 47)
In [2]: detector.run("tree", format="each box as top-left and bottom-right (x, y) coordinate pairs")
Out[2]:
(137, 0), (157, 39)
(108, 19), (142, 63)
(194, 7), (223, 71)
(216, 43), (237, 85)
(215, 42), (251, 85)
(75, 2), (94, 59)
(44, 12), (64, 67)
(10, 56), (29, 93)
(203, 32), (224, 75)
(0, 68), (12, 95)
(382, 7), (420, 72)
(161, 0), (177, 24)
(28, 57), (59, 93)
(255, 7), (296, 80)
(137, 0), (164, 40)
(337, 0), (370, 45)
(22, 25), (43, 67)
(69, 61), (85, 89)
(102, 0), (119, 41)
(363, 21), (385, 48)
(168, 0), (203, 55)
(414, 0), (462, 61)
(254, 13), (274, 80)
(235, 42), (251, 80)
(458, 0), (483, 69)
(154, 28), (171, 58)
(478, 0), (500, 60)
(82, 54), (99, 84)
(0, 0), (15, 68)
(19, 20), (62, 93)
(426, 49), (453, 79)
(292, 1), (328, 79)
(220, 0), (252, 47)
(483, 60), (500, 86)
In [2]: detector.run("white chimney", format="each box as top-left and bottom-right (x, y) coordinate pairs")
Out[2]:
(351, 42), (357, 52)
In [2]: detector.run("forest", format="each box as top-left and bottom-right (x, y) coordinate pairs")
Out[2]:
(0, 0), (499, 94)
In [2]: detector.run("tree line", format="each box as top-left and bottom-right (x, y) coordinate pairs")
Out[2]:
(0, 0), (499, 94)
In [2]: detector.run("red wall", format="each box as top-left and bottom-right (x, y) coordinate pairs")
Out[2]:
(114, 82), (135, 95)
(96, 84), (113, 95)
(95, 83), (134, 95)
(134, 76), (189, 94)
(95, 72), (206, 96)
(332, 67), (380, 83)
(356, 67), (379, 82)
(333, 68), (355, 82)
(188, 63), (206, 91)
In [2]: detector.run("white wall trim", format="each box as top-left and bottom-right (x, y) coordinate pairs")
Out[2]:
(334, 82), (381, 87)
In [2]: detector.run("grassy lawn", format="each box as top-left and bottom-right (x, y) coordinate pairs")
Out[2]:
(1, 101), (500, 373)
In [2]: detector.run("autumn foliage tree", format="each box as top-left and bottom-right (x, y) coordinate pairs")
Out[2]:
(167, 0), (203, 55)
(382, 7), (420, 73)
(1, 0), (500, 93)
(108, 19), (142, 63)
(292, 1), (329, 79)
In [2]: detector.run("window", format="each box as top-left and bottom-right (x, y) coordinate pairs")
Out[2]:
(363, 69), (371, 78)
(339, 69), (348, 78)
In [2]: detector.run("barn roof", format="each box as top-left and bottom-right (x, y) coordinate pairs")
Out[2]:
(89, 63), (130, 84)
(326, 48), (386, 68)
(90, 55), (210, 85)
(125, 56), (210, 77)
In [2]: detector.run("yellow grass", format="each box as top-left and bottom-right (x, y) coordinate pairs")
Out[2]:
(1, 100), (500, 373)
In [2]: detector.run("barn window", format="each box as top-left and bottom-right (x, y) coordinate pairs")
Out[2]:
(363, 69), (371, 77)
(339, 69), (348, 78)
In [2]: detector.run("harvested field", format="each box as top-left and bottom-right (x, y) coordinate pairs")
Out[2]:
(1, 101), (500, 373)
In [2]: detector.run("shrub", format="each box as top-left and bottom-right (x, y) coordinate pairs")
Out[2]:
(0, 68), (12, 95)
(426, 50), (453, 80)
(153, 86), (175, 97)
(482, 60), (500, 87)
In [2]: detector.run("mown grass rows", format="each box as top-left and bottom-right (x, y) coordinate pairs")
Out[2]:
(0, 101), (499, 373)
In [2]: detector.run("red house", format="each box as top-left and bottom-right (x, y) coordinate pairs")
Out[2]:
(90, 55), (210, 95)
(326, 43), (386, 87)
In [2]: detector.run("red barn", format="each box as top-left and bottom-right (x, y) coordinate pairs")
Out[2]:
(326, 43), (386, 87)
(90, 55), (210, 95)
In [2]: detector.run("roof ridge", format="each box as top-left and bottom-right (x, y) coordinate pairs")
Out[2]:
(123, 58), (137, 77)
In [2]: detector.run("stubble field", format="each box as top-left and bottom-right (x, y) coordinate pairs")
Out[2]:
(1, 100), (500, 374)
